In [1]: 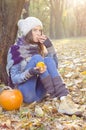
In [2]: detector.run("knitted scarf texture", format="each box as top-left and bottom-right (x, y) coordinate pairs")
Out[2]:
(6, 37), (39, 76)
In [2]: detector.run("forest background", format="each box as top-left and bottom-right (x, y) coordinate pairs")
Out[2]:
(0, 0), (86, 129)
(24, 0), (86, 39)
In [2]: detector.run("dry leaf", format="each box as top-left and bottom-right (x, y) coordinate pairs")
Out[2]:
(35, 106), (44, 117)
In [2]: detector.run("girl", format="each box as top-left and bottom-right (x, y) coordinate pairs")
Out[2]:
(6, 17), (80, 115)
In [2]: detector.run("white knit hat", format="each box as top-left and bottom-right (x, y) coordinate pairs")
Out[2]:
(17, 17), (43, 36)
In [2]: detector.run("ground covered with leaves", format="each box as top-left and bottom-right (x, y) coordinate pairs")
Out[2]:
(0, 38), (86, 130)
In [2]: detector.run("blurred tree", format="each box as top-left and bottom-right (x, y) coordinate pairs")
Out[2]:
(62, 0), (86, 37)
(22, 0), (30, 18)
(50, 0), (64, 38)
(0, 0), (25, 84)
(75, 4), (86, 36)
(62, 8), (77, 37)
(49, 2), (54, 38)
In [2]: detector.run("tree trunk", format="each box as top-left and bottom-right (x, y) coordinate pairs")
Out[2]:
(22, 0), (30, 18)
(54, 14), (64, 39)
(49, 0), (64, 39)
(49, 2), (54, 39)
(0, 0), (25, 84)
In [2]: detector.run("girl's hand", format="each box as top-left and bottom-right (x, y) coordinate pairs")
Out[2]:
(29, 67), (40, 75)
(38, 35), (47, 44)
(35, 65), (47, 73)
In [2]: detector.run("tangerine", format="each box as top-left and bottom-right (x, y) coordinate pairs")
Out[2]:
(36, 62), (45, 68)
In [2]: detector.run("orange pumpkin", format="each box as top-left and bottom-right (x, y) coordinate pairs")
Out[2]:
(0, 89), (23, 111)
(36, 62), (45, 71)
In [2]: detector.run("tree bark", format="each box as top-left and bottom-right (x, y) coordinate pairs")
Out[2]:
(0, 0), (25, 84)
(22, 0), (30, 18)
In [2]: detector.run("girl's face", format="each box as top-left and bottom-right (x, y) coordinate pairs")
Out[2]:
(32, 25), (42, 42)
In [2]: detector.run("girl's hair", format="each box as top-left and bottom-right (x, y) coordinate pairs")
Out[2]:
(24, 30), (34, 44)
(25, 30), (45, 56)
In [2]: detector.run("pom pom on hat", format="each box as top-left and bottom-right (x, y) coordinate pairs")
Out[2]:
(17, 17), (43, 36)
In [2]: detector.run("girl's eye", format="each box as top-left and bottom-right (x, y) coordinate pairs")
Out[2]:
(39, 29), (42, 32)
(32, 29), (42, 32)
(32, 29), (37, 31)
